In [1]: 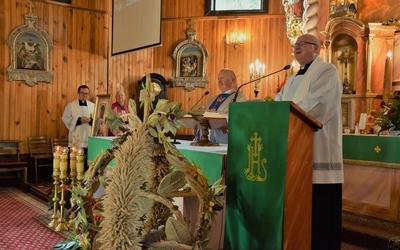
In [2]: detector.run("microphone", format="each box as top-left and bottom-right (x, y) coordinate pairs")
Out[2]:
(232, 64), (291, 102)
(191, 91), (210, 109)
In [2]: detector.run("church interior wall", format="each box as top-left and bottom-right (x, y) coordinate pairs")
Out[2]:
(0, 0), (399, 152)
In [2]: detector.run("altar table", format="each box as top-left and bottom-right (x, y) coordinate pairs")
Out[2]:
(342, 134), (400, 222)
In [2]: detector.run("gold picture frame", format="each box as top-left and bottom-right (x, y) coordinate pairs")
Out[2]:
(92, 94), (111, 137)
(172, 20), (209, 91)
(6, 8), (53, 87)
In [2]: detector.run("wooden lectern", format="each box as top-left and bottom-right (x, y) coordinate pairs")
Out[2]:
(224, 101), (322, 250)
(181, 112), (228, 146)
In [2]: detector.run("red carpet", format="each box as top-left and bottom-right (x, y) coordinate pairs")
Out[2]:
(0, 187), (65, 250)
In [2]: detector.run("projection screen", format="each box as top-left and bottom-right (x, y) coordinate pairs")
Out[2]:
(112, 0), (161, 55)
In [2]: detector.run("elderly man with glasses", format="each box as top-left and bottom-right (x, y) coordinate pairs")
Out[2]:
(62, 85), (95, 169)
(275, 34), (343, 250)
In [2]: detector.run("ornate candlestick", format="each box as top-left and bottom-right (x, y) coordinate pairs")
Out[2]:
(56, 147), (69, 232)
(48, 146), (61, 228)
(76, 148), (85, 186)
(249, 59), (265, 98)
(69, 146), (77, 186)
(67, 146), (77, 229)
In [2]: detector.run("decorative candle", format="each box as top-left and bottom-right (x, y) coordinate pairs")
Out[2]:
(59, 147), (69, 179)
(76, 148), (85, 180)
(53, 146), (61, 176)
(249, 63), (254, 75)
(69, 147), (76, 170)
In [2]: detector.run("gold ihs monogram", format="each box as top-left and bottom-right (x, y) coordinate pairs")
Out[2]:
(244, 132), (267, 182)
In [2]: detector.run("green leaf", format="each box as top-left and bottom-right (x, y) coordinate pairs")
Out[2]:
(148, 127), (158, 138)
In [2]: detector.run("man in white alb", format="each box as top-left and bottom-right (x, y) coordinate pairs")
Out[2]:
(275, 34), (343, 250)
(62, 85), (95, 168)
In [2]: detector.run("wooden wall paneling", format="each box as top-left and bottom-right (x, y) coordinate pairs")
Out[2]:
(1, 0), (295, 147)
(0, 1), (5, 139)
(80, 12), (88, 88)
(269, 1), (285, 15)
(74, 10), (83, 91)
(263, 17), (276, 98)
(70, 9), (79, 97)
(42, 3), (53, 138)
(1, 0), (9, 133)
(82, 12), (90, 89)
(53, 5), (62, 139)
(159, 15), (293, 136)
(0, 0), (110, 151)
(103, 12), (111, 95)
(89, 13), (97, 91)
(2, 1), (14, 146)
(59, 6), (69, 139)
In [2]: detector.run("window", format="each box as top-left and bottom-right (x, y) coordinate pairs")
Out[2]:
(205, 0), (268, 16)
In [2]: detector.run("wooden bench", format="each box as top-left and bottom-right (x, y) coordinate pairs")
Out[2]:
(0, 140), (29, 192)
(0, 162), (28, 192)
(28, 136), (53, 183)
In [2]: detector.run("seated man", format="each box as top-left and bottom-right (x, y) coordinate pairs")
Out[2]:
(204, 68), (246, 144)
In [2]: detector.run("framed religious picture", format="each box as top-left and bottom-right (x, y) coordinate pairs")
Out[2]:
(7, 6), (53, 86)
(92, 94), (111, 137)
(171, 20), (209, 91)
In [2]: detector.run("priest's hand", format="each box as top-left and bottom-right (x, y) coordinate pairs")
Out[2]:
(80, 116), (91, 123)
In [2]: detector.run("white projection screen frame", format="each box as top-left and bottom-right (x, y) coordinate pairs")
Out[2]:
(112, 0), (161, 55)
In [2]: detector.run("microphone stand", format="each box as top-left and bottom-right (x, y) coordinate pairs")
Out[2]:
(172, 134), (180, 144)
(191, 91), (210, 109)
(232, 65), (291, 102)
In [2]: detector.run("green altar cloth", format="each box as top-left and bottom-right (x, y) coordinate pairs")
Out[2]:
(343, 134), (400, 164)
(224, 101), (290, 249)
(87, 137), (227, 183)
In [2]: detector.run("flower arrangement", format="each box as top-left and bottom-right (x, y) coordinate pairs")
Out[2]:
(53, 75), (225, 250)
(372, 90), (400, 135)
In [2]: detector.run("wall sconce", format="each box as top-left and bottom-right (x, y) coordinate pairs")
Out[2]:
(249, 59), (266, 98)
(226, 32), (246, 49)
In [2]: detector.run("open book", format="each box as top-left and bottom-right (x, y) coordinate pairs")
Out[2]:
(182, 112), (227, 130)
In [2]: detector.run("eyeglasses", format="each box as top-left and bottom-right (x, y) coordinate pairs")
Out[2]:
(79, 92), (89, 95)
(292, 41), (317, 49)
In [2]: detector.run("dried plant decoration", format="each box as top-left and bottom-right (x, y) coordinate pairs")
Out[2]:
(62, 74), (225, 250)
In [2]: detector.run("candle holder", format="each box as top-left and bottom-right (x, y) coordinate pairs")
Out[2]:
(48, 146), (61, 228)
(56, 147), (69, 232)
(67, 210), (76, 230)
(250, 72), (263, 98)
(76, 147), (85, 186)
(69, 146), (77, 186)
(249, 59), (265, 98)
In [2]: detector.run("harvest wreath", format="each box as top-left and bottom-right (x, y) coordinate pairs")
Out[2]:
(53, 75), (225, 250)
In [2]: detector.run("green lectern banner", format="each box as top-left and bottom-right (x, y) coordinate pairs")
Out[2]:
(224, 101), (290, 249)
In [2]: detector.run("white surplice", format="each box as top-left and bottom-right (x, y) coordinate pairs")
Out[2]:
(62, 99), (95, 148)
(275, 57), (343, 184)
